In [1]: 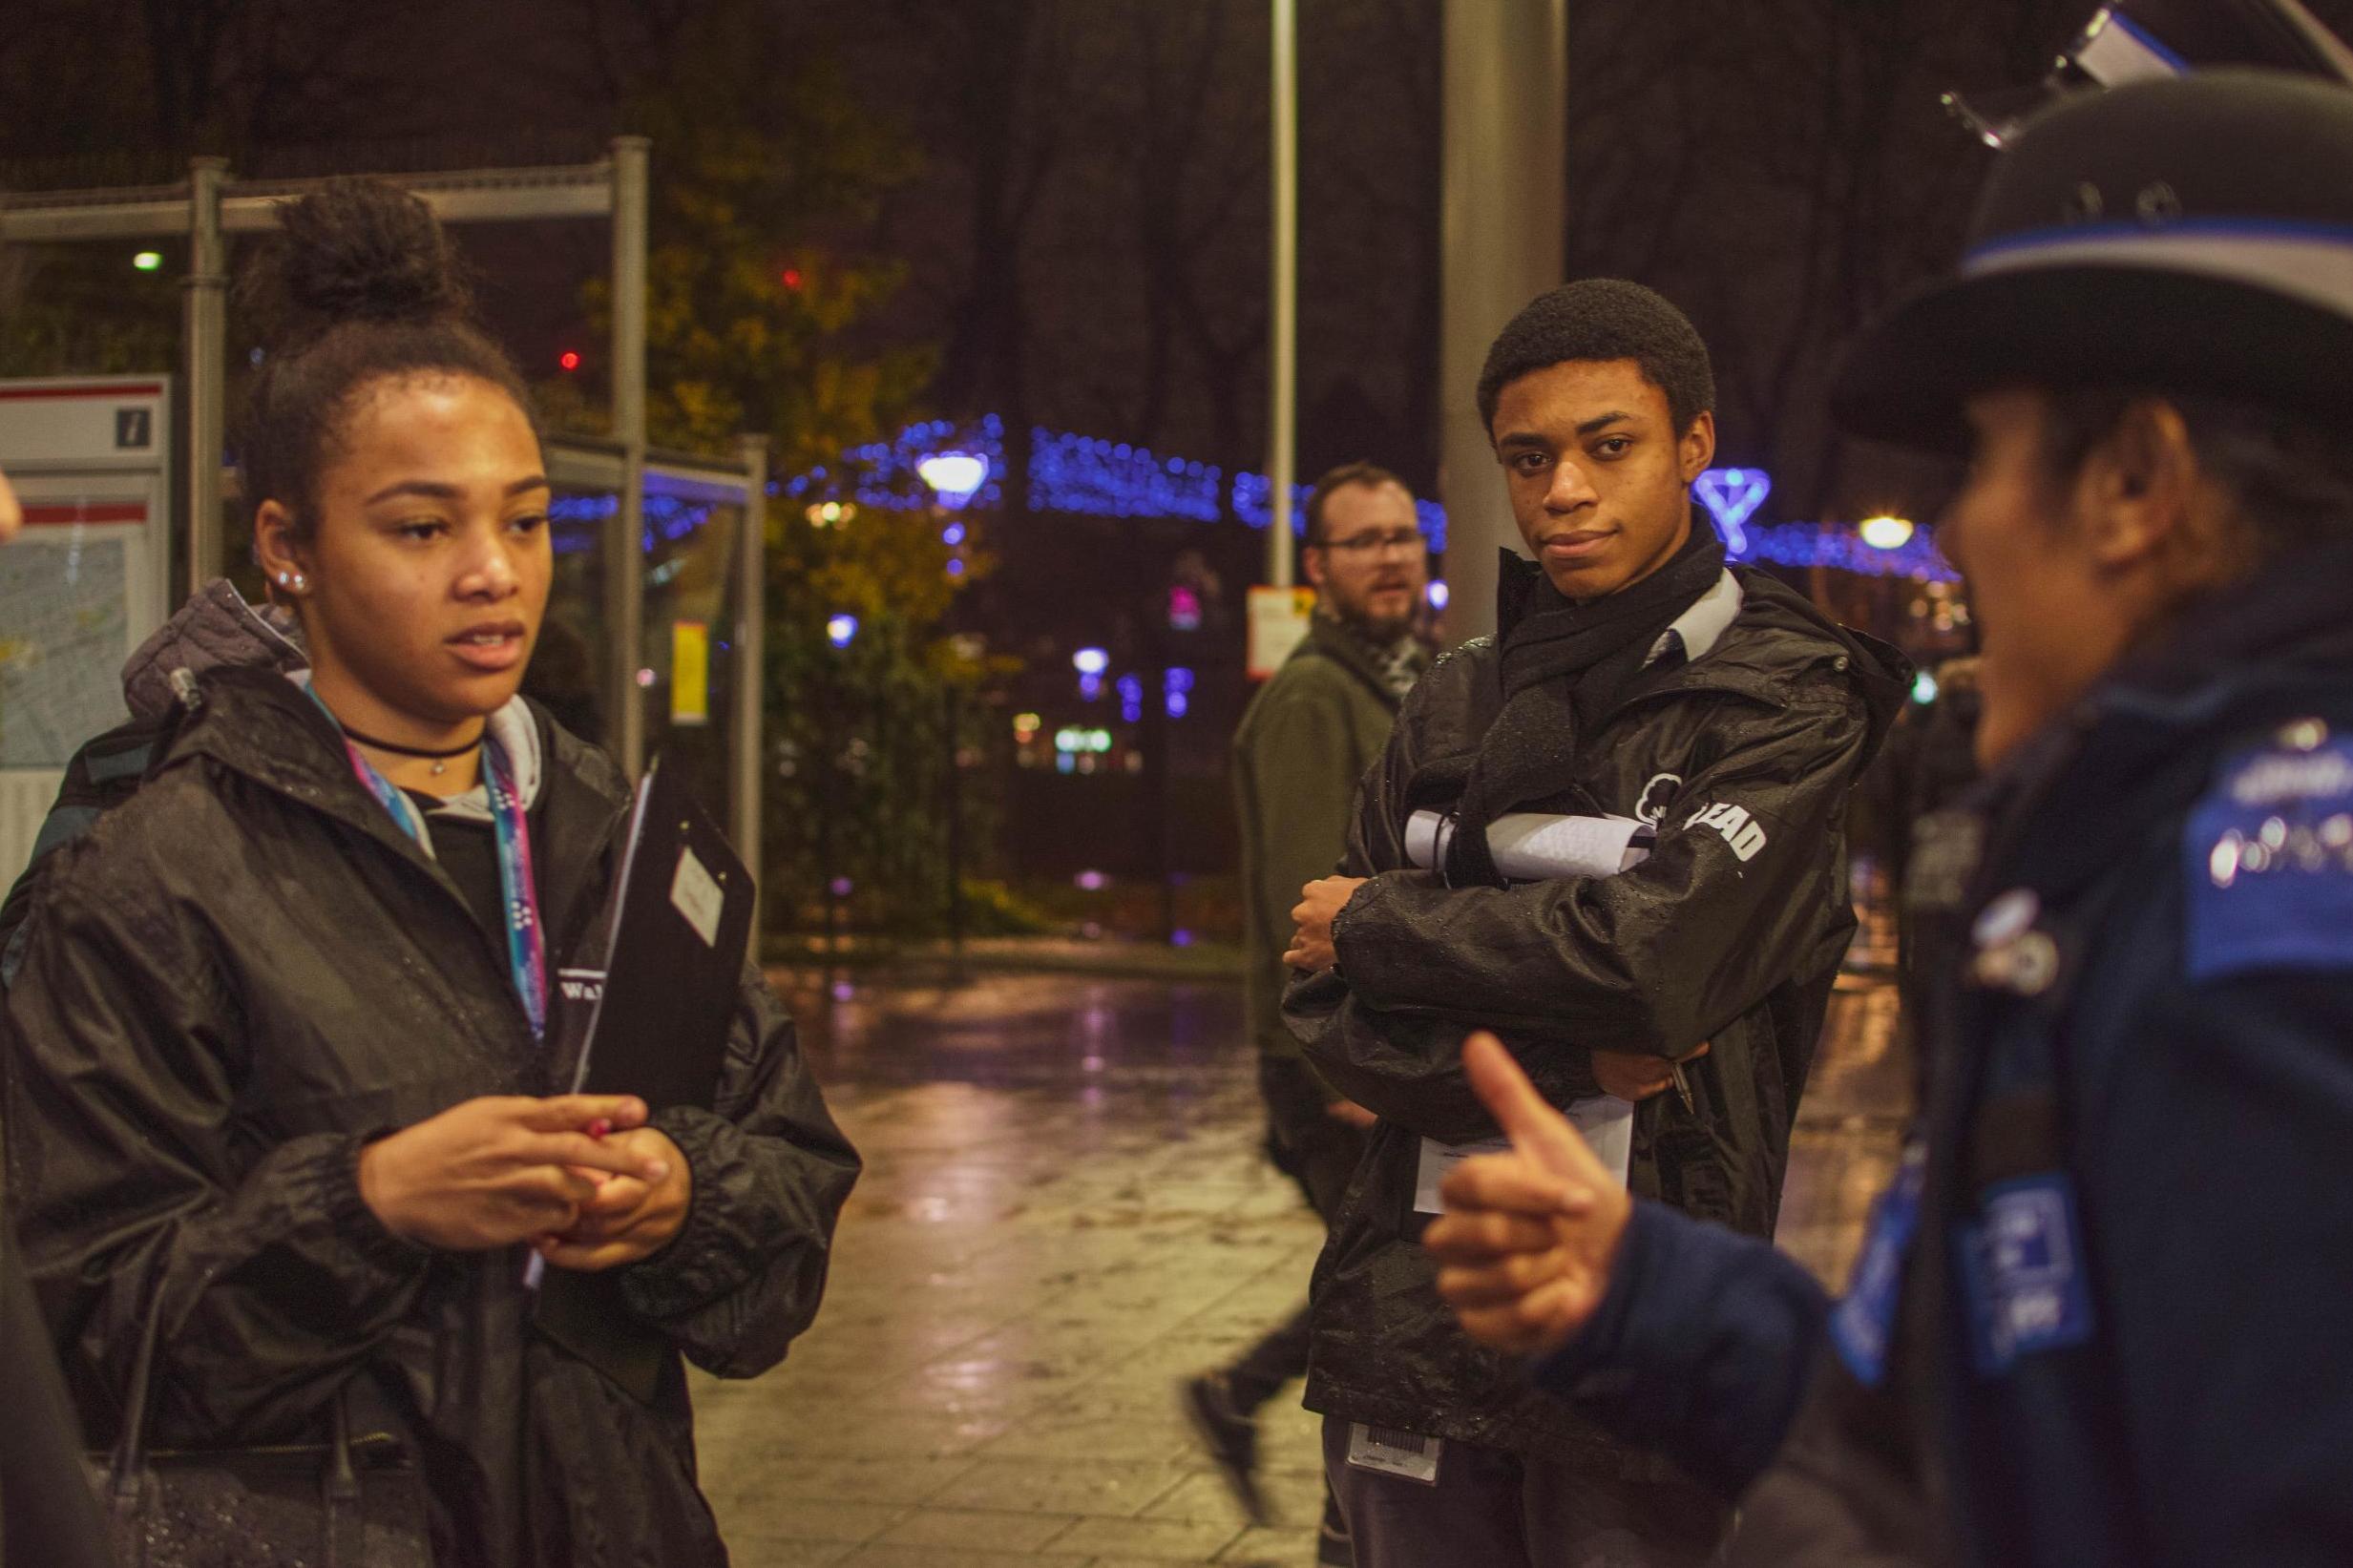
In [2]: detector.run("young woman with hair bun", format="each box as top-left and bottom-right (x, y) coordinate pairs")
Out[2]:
(2, 178), (858, 1566)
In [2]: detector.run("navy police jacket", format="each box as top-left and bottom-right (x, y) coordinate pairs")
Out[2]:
(1535, 543), (2353, 1567)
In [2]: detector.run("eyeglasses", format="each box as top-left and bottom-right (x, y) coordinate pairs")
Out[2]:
(1317, 529), (1426, 556)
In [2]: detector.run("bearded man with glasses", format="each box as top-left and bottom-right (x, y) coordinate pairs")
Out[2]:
(1185, 461), (1433, 1566)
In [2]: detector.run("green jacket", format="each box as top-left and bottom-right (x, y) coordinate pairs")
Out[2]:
(1234, 613), (1422, 1061)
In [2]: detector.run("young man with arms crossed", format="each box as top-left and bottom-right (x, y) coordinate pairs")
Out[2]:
(1282, 281), (1905, 1567)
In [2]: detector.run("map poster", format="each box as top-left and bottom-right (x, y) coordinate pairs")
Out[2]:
(0, 377), (175, 889)
(0, 519), (135, 767)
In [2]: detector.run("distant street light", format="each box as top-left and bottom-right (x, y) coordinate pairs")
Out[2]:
(827, 614), (858, 648)
(917, 450), (990, 504)
(1859, 514), (1917, 551)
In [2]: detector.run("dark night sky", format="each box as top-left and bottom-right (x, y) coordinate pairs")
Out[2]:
(18, 0), (2353, 909)
(12, 0), (2353, 528)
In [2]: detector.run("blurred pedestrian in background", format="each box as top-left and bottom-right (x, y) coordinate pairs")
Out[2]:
(1185, 461), (1430, 1565)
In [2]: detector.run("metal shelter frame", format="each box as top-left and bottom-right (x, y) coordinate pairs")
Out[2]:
(0, 146), (767, 879)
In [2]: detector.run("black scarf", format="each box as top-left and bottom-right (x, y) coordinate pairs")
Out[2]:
(1431, 520), (1727, 887)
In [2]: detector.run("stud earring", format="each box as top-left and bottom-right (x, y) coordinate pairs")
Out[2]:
(278, 571), (306, 592)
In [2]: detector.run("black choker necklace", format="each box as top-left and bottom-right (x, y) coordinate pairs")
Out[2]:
(341, 722), (485, 777)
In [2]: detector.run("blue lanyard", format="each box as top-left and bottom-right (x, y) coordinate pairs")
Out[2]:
(314, 694), (548, 1043)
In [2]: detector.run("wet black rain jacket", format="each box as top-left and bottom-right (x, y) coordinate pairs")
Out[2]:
(2, 664), (860, 1567)
(1286, 558), (1906, 1470)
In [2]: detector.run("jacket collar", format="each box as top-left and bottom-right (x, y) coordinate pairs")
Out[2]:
(159, 666), (632, 954)
(1977, 539), (2353, 906)
(1494, 543), (1744, 668)
(1492, 505), (1742, 642)
(1494, 549), (1548, 642)
(284, 670), (546, 826)
(1647, 568), (1744, 668)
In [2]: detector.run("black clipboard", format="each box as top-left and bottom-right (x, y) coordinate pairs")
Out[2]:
(568, 755), (754, 1111)
(532, 756), (755, 1402)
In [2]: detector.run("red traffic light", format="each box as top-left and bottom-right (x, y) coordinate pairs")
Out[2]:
(558, 350), (581, 372)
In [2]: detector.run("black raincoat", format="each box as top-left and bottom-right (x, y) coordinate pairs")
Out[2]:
(2, 660), (858, 1567)
(1286, 559), (1906, 1471)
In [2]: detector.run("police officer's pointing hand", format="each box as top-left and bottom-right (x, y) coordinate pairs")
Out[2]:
(1425, 1033), (1633, 1356)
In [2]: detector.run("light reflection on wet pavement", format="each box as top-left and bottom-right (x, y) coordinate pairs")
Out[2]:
(690, 965), (1911, 1566)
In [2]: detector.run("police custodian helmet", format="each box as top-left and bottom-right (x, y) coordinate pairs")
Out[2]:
(1834, 69), (2353, 449)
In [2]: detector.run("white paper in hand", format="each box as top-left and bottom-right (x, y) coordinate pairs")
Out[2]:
(1413, 1095), (1634, 1214)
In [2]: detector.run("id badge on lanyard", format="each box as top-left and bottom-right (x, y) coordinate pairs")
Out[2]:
(1829, 1137), (1926, 1389)
(1953, 1171), (2096, 1373)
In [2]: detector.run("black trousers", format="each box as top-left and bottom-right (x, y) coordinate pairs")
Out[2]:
(1225, 1055), (1366, 1411)
(1322, 1417), (1729, 1568)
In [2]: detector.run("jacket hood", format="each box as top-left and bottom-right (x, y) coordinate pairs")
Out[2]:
(1730, 568), (1914, 769)
(1976, 535), (2353, 906)
(149, 665), (629, 887)
(121, 578), (306, 721)
(121, 581), (604, 831)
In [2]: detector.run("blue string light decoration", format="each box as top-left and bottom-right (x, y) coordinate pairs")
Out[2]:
(1692, 465), (1956, 580)
(1036, 430), (1224, 522)
(549, 491), (723, 554)
(768, 429), (1954, 581)
(1737, 523), (1958, 582)
(780, 415), (1453, 553)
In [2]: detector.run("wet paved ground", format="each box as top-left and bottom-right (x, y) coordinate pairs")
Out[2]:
(691, 963), (1912, 1567)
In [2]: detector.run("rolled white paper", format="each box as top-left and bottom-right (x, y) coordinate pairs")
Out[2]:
(1405, 809), (1652, 882)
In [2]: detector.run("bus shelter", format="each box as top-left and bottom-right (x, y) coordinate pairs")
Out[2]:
(0, 150), (769, 897)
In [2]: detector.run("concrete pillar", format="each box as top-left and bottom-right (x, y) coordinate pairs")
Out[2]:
(1439, 0), (1565, 644)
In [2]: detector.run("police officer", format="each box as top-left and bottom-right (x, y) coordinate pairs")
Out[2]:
(1423, 69), (2353, 1567)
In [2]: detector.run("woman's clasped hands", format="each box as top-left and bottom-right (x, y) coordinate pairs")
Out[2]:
(356, 1094), (692, 1269)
